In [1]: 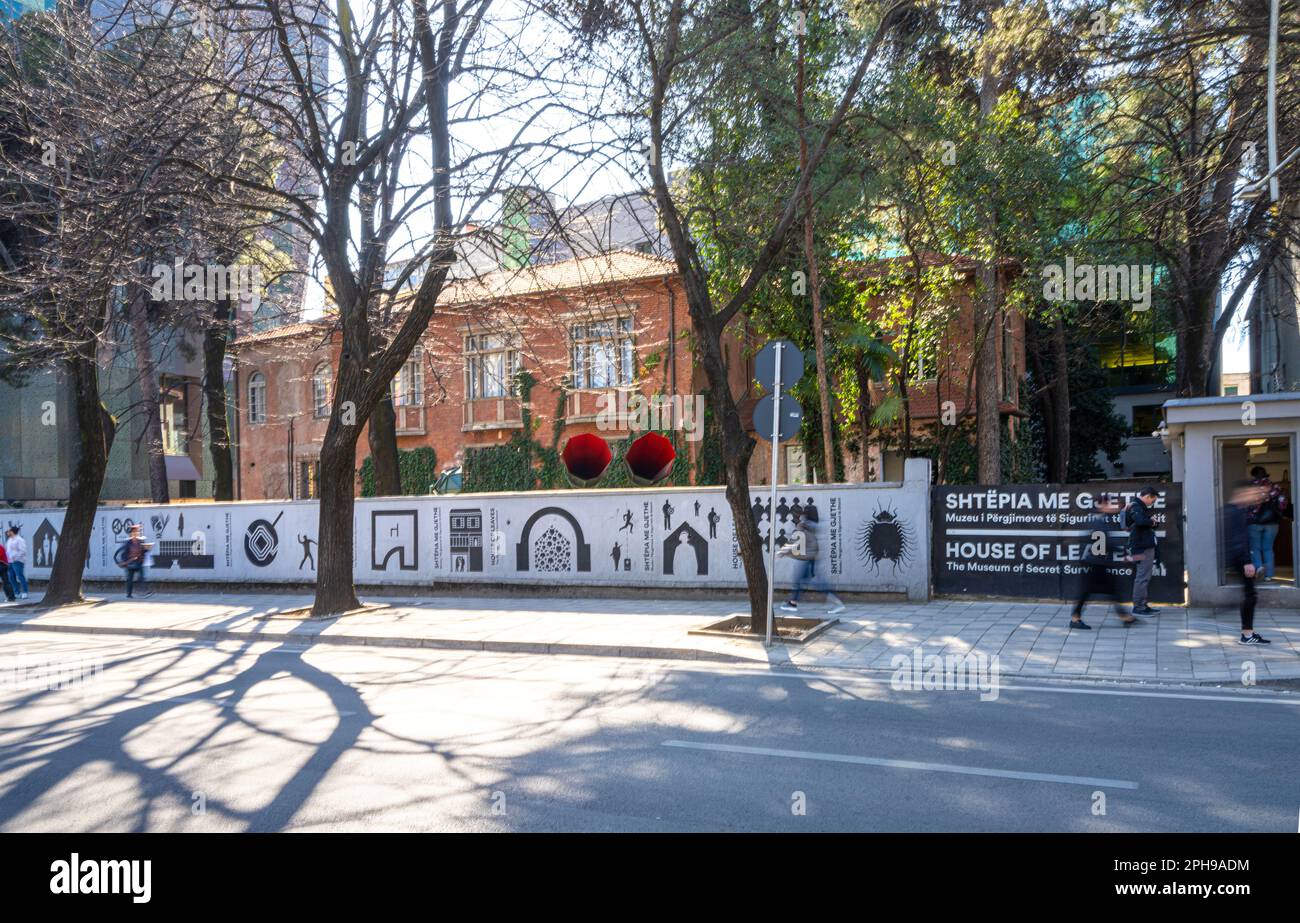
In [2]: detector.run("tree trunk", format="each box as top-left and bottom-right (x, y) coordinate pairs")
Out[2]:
(975, 45), (1002, 486)
(1048, 316), (1070, 481)
(202, 293), (235, 501)
(698, 318), (767, 626)
(127, 283), (169, 503)
(855, 348), (873, 482)
(312, 430), (361, 615)
(44, 347), (113, 606)
(368, 395), (402, 495)
(796, 6), (835, 484)
(1174, 290), (1218, 397)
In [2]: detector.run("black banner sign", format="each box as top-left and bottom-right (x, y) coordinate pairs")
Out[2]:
(932, 482), (1185, 603)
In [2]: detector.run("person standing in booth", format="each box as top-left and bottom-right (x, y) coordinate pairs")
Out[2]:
(1247, 466), (1291, 582)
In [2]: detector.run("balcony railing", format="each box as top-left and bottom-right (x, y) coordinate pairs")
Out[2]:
(394, 403), (426, 435)
(463, 397), (523, 431)
(566, 385), (638, 421)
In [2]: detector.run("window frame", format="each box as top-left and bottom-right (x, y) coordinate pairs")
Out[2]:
(247, 372), (267, 424)
(392, 347), (425, 408)
(464, 333), (520, 400)
(311, 362), (332, 418)
(569, 315), (635, 389)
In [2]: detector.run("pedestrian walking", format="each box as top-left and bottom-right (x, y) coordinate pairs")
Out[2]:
(0, 539), (15, 602)
(116, 524), (154, 599)
(1225, 479), (1271, 645)
(778, 513), (845, 615)
(1070, 495), (1136, 630)
(1247, 466), (1291, 581)
(4, 525), (28, 599)
(1123, 486), (1160, 614)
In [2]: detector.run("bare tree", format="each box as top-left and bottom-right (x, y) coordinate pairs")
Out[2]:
(190, 0), (603, 614)
(0, 6), (263, 602)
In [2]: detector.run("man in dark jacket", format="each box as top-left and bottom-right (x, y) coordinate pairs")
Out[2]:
(1225, 480), (1271, 644)
(1071, 496), (1137, 629)
(1124, 486), (1161, 614)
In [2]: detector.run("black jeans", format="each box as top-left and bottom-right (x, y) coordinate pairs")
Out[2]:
(1072, 562), (1123, 616)
(1240, 565), (1256, 632)
(0, 563), (13, 601)
(125, 563), (147, 597)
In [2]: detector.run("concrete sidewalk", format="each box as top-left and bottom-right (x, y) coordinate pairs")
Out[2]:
(2, 590), (1298, 683)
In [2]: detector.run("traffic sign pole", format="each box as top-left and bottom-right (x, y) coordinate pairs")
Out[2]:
(753, 338), (803, 648)
(766, 343), (781, 647)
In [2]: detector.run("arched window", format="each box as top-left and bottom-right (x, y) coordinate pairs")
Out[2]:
(312, 363), (332, 418)
(248, 372), (267, 424)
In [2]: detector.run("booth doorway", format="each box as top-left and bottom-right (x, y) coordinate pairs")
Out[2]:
(1217, 435), (1295, 585)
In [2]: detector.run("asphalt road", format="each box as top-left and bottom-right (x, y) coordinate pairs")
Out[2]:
(0, 630), (1296, 832)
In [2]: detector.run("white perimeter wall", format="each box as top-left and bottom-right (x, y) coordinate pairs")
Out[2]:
(6, 458), (932, 601)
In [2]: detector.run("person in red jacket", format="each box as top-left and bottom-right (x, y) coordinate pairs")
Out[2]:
(0, 541), (14, 602)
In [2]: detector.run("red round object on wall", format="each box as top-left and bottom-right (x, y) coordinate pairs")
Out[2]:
(624, 431), (676, 486)
(561, 433), (613, 487)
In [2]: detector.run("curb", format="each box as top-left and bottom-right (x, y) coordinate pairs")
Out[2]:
(0, 619), (755, 665)
(3, 618), (1297, 684)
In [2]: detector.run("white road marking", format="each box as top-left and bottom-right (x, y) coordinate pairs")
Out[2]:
(712, 667), (1300, 706)
(663, 739), (1140, 789)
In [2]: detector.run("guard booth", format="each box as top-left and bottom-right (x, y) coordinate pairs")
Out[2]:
(1162, 393), (1300, 608)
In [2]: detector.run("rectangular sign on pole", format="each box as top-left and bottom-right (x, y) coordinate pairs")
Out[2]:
(931, 482), (1185, 603)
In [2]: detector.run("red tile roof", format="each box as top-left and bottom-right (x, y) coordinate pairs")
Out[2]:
(438, 249), (677, 305)
(231, 319), (335, 347)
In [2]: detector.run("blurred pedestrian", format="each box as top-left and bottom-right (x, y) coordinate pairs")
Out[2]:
(117, 524), (153, 599)
(779, 512), (845, 615)
(1071, 495), (1137, 630)
(0, 539), (15, 602)
(1225, 480), (1270, 644)
(4, 525), (27, 599)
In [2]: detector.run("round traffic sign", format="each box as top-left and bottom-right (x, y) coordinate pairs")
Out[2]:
(754, 392), (803, 442)
(755, 340), (804, 394)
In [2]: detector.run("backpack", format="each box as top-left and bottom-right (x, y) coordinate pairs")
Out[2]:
(792, 526), (818, 561)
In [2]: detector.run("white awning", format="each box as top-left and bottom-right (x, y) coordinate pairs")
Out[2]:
(164, 455), (202, 481)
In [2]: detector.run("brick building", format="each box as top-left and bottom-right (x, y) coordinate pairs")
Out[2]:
(230, 249), (746, 499)
(230, 247), (1028, 498)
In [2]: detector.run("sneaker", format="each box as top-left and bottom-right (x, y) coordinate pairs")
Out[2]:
(1070, 618), (1091, 630)
(1132, 605), (1157, 615)
(779, 603), (799, 613)
(1239, 633), (1271, 645)
(827, 601), (846, 615)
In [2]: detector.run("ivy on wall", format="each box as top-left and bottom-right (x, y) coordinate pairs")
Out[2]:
(359, 445), (439, 497)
